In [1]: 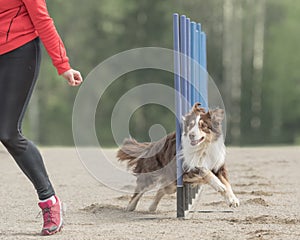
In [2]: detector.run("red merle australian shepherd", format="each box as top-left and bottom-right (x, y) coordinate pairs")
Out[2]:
(117, 103), (239, 212)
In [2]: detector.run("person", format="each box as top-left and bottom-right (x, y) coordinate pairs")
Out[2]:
(0, 0), (83, 236)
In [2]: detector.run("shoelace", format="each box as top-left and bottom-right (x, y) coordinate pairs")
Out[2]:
(36, 202), (66, 222)
(42, 207), (53, 224)
(43, 207), (55, 225)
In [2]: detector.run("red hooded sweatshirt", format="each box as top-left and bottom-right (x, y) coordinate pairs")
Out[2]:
(0, 0), (71, 75)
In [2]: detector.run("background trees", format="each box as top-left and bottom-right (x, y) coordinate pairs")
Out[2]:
(23, 0), (300, 146)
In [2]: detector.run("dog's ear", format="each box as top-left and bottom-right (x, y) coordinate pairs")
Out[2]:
(192, 102), (206, 115)
(200, 110), (211, 121)
(209, 109), (224, 124)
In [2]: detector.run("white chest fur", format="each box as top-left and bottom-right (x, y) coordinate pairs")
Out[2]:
(182, 136), (226, 172)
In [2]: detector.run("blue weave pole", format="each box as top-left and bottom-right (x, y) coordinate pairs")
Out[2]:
(173, 13), (208, 218)
(200, 32), (208, 109)
(180, 15), (187, 114)
(173, 13), (185, 218)
(186, 18), (191, 109)
(190, 22), (196, 105)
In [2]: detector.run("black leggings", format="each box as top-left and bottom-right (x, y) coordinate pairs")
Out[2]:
(0, 38), (55, 200)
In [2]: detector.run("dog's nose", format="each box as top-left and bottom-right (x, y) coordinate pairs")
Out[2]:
(189, 133), (195, 140)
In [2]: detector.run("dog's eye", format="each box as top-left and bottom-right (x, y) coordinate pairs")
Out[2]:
(198, 121), (203, 127)
(199, 121), (210, 133)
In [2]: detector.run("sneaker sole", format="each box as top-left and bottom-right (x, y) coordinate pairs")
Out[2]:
(41, 223), (63, 236)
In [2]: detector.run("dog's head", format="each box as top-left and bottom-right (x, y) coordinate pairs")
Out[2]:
(182, 103), (207, 148)
(182, 103), (225, 147)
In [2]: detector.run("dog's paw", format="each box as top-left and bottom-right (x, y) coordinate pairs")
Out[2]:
(148, 204), (157, 212)
(126, 204), (136, 212)
(228, 196), (240, 208)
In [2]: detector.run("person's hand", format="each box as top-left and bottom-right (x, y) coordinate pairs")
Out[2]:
(62, 69), (83, 86)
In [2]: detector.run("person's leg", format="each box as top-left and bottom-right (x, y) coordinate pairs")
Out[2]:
(1, 134), (55, 200)
(0, 38), (63, 235)
(0, 38), (55, 200)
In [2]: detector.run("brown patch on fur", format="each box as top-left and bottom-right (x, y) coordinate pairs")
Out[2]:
(198, 118), (210, 134)
(192, 102), (206, 115)
(214, 164), (229, 181)
(183, 167), (216, 187)
(200, 109), (224, 140)
(214, 164), (232, 193)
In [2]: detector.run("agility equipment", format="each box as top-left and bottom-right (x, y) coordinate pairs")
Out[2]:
(173, 13), (208, 218)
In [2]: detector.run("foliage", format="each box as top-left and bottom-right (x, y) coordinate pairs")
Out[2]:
(22, 0), (300, 146)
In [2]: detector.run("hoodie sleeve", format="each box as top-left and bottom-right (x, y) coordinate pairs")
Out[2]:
(22, 0), (71, 75)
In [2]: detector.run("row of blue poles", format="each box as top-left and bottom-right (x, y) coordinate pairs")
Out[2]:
(173, 13), (208, 218)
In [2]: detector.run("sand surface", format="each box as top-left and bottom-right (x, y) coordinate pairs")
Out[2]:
(0, 146), (299, 240)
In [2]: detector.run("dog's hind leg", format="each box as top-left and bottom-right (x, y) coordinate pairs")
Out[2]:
(215, 165), (240, 208)
(148, 182), (176, 212)
(126, 191), (145, 211)
(148, 188), (165, 212)
(126, 175), (155, 211)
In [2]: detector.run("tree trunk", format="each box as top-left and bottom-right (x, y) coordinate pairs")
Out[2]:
(222, 0), (243, 144)
(251, 0), (266, 132)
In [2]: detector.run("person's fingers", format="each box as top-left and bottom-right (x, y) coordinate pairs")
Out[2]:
(73, 71), (83, 82)
(67, 73), (75, 86)
(62, 69), (83, 86)
(70, 71), (82, 85)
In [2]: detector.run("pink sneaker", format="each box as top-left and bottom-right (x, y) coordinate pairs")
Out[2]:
(38, 196), (63, 236)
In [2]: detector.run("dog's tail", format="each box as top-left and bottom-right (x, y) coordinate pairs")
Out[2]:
(117, 138), (150, 171)
(117, 133), (176, 174)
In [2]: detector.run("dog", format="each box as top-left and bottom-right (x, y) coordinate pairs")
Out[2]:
(117, 103), (239, 212)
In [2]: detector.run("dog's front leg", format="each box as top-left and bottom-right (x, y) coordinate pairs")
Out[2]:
(214, 165), (240, 208)
(184, 167), (226, 193)
(199, 167), (227, 193)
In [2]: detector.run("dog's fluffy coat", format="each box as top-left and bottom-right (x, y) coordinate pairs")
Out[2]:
(117, 103), (239, 212)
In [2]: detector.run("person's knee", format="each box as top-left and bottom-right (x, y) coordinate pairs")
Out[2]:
(1, 134), (28, 156)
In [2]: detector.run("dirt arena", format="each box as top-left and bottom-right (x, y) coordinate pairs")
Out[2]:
(0, 146), (299, 240)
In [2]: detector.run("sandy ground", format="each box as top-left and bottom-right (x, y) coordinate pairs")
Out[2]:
(0, 146), (299, 240)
